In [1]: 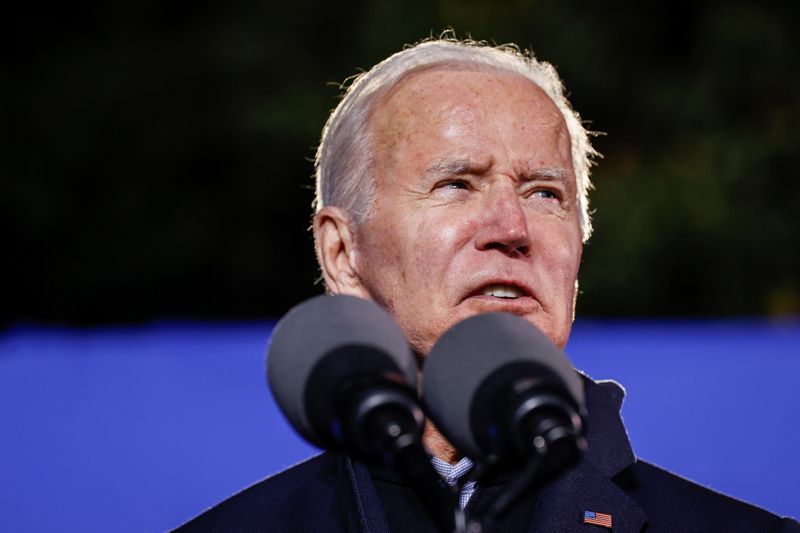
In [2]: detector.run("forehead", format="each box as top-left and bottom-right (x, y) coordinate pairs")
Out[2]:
(369, 66), (572, 170)
(376, 64), (563, 122)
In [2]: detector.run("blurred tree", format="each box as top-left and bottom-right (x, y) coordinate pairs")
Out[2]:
(2, 0), (797, 325)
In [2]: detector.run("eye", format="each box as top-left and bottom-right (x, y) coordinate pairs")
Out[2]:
(436, 179), (471, 191)
(531, 188), (561, 200)
(447, 179), (470, 190)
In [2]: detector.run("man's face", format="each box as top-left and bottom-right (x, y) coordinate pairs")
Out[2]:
(350, 67), (583, 355)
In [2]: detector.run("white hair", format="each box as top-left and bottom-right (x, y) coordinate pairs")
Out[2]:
(314, 38), (598, 241)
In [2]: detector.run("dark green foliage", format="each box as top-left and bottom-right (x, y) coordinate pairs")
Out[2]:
(3, 0), (798, 324)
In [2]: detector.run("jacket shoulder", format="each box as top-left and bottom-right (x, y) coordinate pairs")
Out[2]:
(172, 453), (349, 533)
(618, 460), (799, 532)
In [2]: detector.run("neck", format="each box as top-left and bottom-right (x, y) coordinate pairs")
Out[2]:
(423, 420), (460, 464)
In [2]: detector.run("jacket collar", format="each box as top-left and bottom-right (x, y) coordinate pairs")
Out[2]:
(580, 375), (637, 478)
(524, 375), (647, 532)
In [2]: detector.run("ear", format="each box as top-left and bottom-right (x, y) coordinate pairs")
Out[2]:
(313, 206), (369, 297)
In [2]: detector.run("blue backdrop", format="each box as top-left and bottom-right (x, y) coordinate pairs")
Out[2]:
(1, 318), (798, 532)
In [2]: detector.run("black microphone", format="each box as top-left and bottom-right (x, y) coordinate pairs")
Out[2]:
(267, 294), (420, 457)
(267, 295), (457, 532)
(422, 312), (587, 526)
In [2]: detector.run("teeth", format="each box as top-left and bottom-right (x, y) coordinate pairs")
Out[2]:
(482, 284), (523, 299)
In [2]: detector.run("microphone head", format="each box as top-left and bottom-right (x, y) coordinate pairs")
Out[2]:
(422, 312), (584, 460)
(267, 294), (417, 447)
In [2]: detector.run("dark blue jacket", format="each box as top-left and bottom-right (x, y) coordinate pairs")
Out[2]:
(176, 379), (799, 532)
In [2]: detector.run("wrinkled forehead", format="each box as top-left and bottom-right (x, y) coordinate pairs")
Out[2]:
(367, 64), (570, 154)
(367, 64), (573, 177)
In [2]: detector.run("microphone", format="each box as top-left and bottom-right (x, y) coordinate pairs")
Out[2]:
(267, 294), (420, 458)
(267, 295), (457, 531)
(422, 312), (586, 524)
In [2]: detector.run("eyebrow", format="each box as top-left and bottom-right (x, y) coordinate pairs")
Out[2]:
(422, 158), (479, 181)
(423, 158), (571, 188)
(521, 167), (570, 183)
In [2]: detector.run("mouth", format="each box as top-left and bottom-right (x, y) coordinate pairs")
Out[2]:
(463, 279), (537, 308)
(462, 280), (540, 314)
(480, 284), (526, 299)
(464, 281), (541, 315)
(461, 277), (544, 316)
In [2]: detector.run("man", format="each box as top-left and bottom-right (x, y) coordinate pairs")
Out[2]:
(177, 38), (798, 532)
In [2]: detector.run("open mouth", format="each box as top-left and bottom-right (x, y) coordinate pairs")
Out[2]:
(481, 284), (525, 299)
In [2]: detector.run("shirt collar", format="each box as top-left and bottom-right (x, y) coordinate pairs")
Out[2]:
(430, 455), (474, 485)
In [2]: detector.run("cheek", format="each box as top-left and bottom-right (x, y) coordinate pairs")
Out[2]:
(541, 238), (581, 346)
(430, 223), (462, 254)
(397, 226), (455, 295)
(358, 212), (449, 289)
(354, 218), (404, 283)
(538, 224), (582, 291)
(557, 240), (582, 282)
(415, 208), (470, 249)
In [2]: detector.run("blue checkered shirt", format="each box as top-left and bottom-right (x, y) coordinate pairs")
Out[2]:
(430, 456), (477, 510)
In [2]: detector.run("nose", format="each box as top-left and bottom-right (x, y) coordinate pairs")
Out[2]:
(474, 184), (531, 256)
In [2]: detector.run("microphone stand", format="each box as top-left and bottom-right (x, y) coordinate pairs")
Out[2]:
(460, 454), (544, 533)
(458, 387), (587, 533)
(340, 379), (460, 533)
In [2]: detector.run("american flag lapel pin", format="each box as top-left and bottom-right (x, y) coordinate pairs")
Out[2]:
(583, 510), (613, 529)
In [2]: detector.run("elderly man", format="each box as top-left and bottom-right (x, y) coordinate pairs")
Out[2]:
(177, 39), (798, 532)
